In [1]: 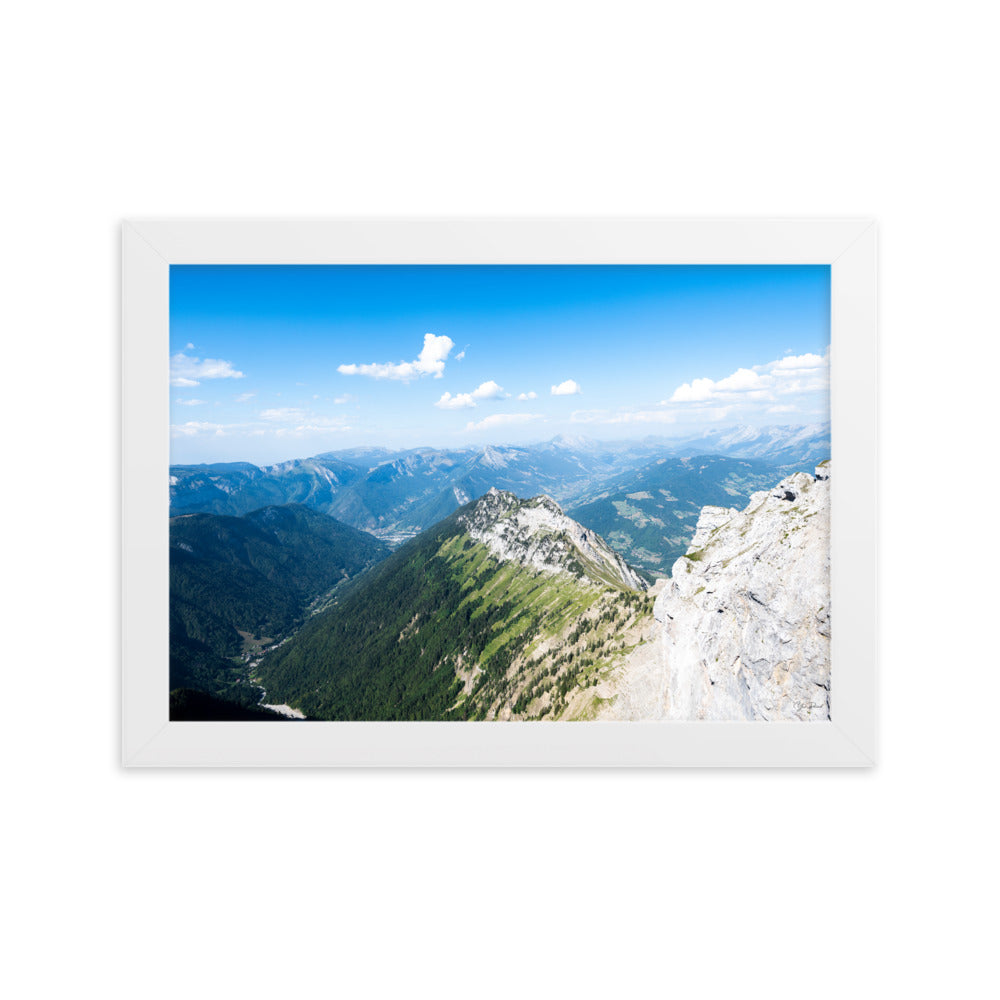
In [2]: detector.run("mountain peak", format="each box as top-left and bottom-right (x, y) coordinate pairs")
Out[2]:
(460, 491), (645, 591)
(479, 445), (512, 470)
(549, 433), (593, 449)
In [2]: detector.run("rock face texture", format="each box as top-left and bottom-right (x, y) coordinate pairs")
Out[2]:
(459, 488), (647, 592)
(608, 464), (830, 720)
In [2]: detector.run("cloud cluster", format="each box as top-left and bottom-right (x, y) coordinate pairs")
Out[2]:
(435, 392), (475, 410)
(666, 350), (829, 406)
(271, 416), (352, 437)
(170, 421), (230, 437)
(465, 412), (542, 432)
(434, 380), (508, 410)
(170, 352), (244, 388)
(260, 407), (306, 422)
(561, 348), (827, 431)
(171, 407), (353, 441)
(338, 333), (454, 381)
(517, 391), (537, 400)
(551, 379), (581, 396)
(571, 407), (739, 426)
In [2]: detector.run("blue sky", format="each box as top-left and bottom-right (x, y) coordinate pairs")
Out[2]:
(170, 265), (830, 464)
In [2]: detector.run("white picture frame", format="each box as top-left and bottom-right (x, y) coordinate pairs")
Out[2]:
(123, 217), (877, 767)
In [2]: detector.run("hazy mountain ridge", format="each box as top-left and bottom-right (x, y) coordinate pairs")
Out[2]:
(169, 425), (830, 544)
(666, 422), (831, 469)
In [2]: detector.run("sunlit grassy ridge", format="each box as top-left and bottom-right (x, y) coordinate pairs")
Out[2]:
(256, 501), (654, 720)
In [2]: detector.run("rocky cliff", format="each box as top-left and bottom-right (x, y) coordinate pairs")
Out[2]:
(606, 463), (830, 720)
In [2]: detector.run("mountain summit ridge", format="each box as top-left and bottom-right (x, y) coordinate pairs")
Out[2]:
(459, 488), (647, 592)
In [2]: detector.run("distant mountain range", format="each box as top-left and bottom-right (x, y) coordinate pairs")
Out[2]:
(169, 424), (830, 544)
(664, 422), (832, 467)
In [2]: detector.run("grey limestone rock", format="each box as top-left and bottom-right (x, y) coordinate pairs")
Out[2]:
(459, 488), (647, 592)
(611, 465), (831, 720)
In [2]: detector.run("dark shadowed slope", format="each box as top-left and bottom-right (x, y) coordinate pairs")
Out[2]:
(169, 504), (389, 712)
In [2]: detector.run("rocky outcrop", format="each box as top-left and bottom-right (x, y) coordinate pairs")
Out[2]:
(609, 464), (831, 720)
(459, 488), (647, 592)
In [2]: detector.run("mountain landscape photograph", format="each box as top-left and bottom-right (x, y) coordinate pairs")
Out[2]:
(169, 264), (832, 722)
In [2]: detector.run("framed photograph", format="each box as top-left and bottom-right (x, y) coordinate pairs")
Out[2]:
(122, 218), (877, 766)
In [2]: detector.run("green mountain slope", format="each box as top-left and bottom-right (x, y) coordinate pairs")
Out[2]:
(255, 492), (653, 721)
(169, 504), (390, 711)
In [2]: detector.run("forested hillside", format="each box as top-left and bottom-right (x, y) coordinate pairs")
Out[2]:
(256, 493), (653, 721)
(169, 504), (389, 712)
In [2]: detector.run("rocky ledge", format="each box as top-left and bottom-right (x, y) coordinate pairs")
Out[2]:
(610, 463), (831, 720)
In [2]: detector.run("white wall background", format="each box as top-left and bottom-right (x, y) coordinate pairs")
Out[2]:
(4, 2), (996, 997)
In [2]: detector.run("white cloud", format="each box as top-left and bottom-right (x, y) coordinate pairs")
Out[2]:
(170, 421), (229, 437)
(234, 392), (255, 403)
(170, 352), (244, 387)
(274, 417), (352, 437)
(455, 350), (466, 361)
(715, 367), (769, 392)
(767, 404), (798, 414)
(668, 377), (716, 403)
(465, 412), (542, 432)
(260, 407), (306, 421)
(333, 394), (355, 404)
(667, 348), (830, 406)
(171, 409), (352, 442)
(575, 406), (732, 426)
(771, 352), (827, 372)
(435, 391), (476, 410)
(337, 333), (454, 381)
(517, 391), (538, 401)
(435, 381), (507, 410)
(471, 380), (507, 400)
(551, 379), (581, 396)
(185, 342), (195, 350)
(174, 398), (205, 406)
(774, 375), (829, 396)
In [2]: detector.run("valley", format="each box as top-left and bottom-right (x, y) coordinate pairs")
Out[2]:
(168, 504), (389, 718)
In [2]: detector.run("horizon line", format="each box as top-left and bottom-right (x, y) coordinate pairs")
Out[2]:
(169, 420), (831, 469)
